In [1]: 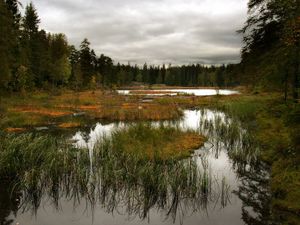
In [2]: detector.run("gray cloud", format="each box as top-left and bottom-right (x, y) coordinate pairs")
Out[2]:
(21, 0), (248, 65)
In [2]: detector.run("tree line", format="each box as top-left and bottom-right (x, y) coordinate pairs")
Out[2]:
(1, 0), (299, 97)
(0, 1), (239, 92)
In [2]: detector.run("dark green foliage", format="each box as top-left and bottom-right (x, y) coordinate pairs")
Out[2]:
(79, 38), (94, 86)
(0, 0), (17, 90)
(22, 2), (39, 34)
(240, 0), (300, 99)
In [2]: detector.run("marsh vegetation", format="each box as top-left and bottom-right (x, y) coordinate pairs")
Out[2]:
(0, 99), (280, 225)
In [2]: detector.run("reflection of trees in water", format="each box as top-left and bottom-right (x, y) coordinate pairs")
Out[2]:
(0, 182), (20, 225)
(197, 109), (274, 225)
(233, 161), (273, 225)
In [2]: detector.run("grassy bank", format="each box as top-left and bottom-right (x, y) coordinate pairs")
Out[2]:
(206, 92), (300, 224)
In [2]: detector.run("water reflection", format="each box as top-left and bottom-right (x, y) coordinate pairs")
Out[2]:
(0, 182), (20, 225)
(2, 108), (274, 225)
(117, 89), (239, 96)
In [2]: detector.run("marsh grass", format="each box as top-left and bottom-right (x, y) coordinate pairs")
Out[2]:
(0, 128), (230, 221)
(102, 123), (205, 160)
(0, 90), (184, 129)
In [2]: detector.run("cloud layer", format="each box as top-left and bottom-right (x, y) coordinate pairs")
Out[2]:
(22, 0), (248, 65)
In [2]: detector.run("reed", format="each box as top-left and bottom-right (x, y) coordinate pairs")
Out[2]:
(0, 130), (230, 221)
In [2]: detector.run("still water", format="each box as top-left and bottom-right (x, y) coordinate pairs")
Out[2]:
(117, 89), (239, 96)
(0, 109), (272, 225)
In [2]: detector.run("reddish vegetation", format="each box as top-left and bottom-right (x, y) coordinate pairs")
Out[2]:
(58, 122), (81, 128)
(5, 127), (27, 132)
(157, 133), (206, 160)
(3, 89), (240, 129)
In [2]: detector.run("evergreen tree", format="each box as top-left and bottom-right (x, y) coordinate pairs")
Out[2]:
(79, 38), (93, 86)
(21, 2), (41, 87)
(23, 2), (40, 35)
(5, 0), (21, 28)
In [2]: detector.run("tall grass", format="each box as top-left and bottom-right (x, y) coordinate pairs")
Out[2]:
(196, 108), (259, 171)
(0, 129), (229, 221)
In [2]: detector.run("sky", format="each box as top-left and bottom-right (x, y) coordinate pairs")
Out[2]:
(21, 0), (248, 65)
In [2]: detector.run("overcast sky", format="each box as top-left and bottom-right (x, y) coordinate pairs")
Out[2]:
(21, 0), (248, 65)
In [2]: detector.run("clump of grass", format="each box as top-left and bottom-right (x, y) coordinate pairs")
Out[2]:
(103, 123), (206, 160)
(223, 99), (261, 122)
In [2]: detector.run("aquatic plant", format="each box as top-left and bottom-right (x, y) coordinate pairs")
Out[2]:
(0, 126), (230, 222)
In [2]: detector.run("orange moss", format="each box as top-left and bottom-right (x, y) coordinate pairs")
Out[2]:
(58, 122), (81, 128)
(78, 105), (100, 111)
(152, 133), (206, 159)
(5, 127), (27, 132)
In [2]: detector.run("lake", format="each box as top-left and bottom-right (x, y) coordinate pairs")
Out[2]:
(0, 108), (273, 225)
(117, 89), (239, 96)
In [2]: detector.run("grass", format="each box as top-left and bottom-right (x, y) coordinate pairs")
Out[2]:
(0, 90), (183, 129)
(1, 87), (299, 223)
(206, 92), (300, 224)
(0, 130), (229, 220)
(102, 123), (206, 160)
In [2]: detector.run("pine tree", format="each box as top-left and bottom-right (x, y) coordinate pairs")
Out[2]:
(79, 38), (93, 86)
(21, 2), (41, 87)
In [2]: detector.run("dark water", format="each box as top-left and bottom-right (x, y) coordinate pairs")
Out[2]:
(0, 109), (274, 225)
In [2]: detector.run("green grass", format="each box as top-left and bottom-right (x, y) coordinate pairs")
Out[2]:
(104, 123), (205, 160)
